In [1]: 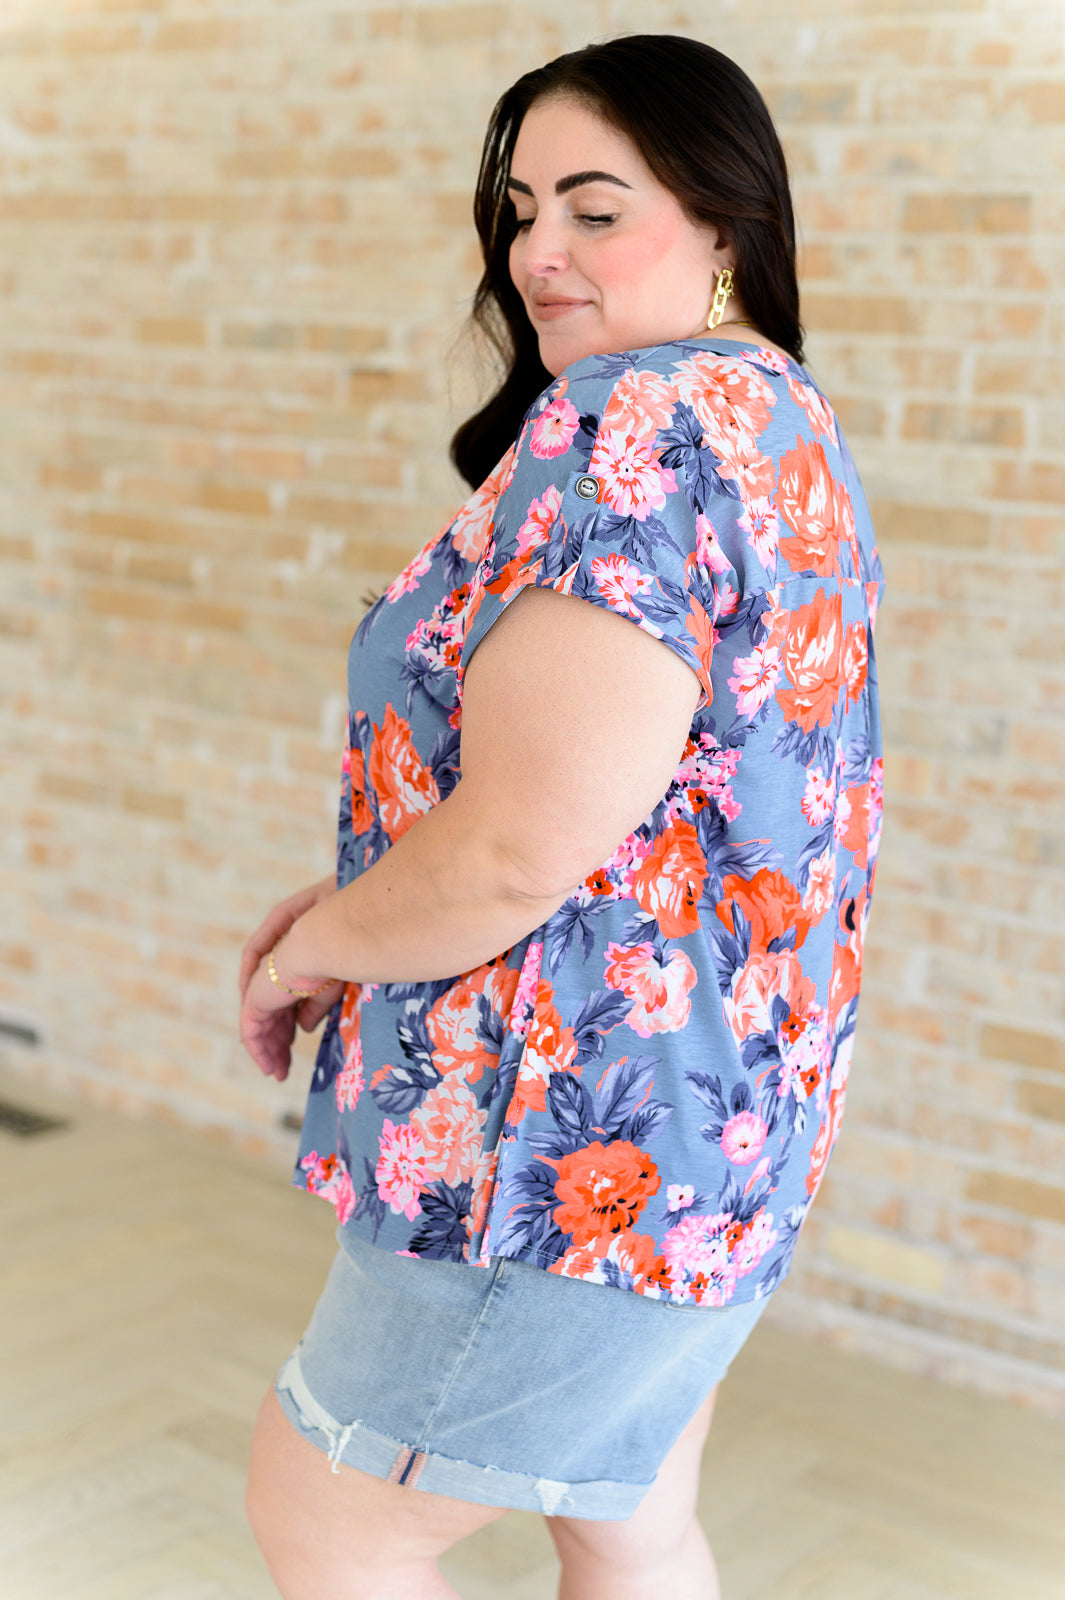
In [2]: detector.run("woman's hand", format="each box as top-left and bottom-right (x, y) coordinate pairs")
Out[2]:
(238, 874), (337, 1000)
(238, 876), (345, 1081)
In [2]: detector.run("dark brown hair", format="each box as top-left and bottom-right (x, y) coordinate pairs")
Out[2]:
(451, 34), (804, 489)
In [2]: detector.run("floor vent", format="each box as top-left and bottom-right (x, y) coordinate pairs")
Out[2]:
(0, 1098), (70, 1139)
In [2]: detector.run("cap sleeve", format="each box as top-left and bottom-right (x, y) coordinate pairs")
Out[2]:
(460, 358), (761, 708)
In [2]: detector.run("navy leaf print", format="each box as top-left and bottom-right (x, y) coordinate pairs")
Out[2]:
(406, 1180), (473, 1261)
(427, 727), (462, 798)
(617, 1100), (674, 1145)
(548, 902), (600, 973)
(371, 1061), (438, 1115)
(592, 1055), (658, 1139)
(583, 351), (643, 383)
(571, 990), (630, 1066)
(396, 1003), (437, 1072)
(794, 820), (833, 895)
(844, 733), (873, 784)
(658, 404), (741, 512)
(547, 1072), (594, 1143)
(351, 1158), (388, 1241)
(685, 1071), (729, 1120)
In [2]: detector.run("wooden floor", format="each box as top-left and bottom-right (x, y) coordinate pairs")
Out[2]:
(2, 1068), (1064, 1600)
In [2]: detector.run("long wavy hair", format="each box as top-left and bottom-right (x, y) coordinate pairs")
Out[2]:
(450, 34), (804, 489)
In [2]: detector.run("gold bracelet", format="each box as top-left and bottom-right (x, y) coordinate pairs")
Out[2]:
(267, 940), (333, 999)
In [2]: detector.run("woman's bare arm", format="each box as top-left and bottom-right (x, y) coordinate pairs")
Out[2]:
(241, 585), (701, 1076)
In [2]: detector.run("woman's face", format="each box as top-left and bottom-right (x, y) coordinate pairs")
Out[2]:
(508, 96), (730, 378)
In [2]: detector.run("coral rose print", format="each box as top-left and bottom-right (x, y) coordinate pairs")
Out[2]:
(368, 704), (441, 841)
(553, 1140), (661, 1246)
(600, 367), (677, 440)
(630, 820), (708, 938)
(776, 436), (856, 578)
(603, 941), (697, 1036)
(775, 588), (846, 732)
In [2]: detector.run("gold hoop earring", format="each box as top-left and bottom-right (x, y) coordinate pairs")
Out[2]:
(706, 267), (734, 330)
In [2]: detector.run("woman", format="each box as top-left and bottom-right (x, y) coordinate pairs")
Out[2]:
(240, 34), (883, 1600)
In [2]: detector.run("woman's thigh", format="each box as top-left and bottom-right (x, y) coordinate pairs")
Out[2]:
(246, 1386), (507, 1600)
(546, 1386), (718, 1568)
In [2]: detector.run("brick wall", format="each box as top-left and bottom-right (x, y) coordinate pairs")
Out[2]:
(2, 0), (1063, 1411)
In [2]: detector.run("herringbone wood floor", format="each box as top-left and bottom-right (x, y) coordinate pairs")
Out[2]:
(2, 1068), (1063, 1600)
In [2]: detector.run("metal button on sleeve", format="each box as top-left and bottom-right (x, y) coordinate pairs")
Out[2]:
(575, 475), (600, 499)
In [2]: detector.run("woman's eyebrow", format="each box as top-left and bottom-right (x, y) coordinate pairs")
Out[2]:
(507, 170), (634, 198)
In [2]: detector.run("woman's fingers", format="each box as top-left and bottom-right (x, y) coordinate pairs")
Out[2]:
(296, 981), (345, 1033)
(238, 878), (338, 1002)
(240, 996), (298, 1081)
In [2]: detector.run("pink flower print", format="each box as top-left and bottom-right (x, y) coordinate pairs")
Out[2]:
(530, 397), (580, 459)
(516, 485), (563, 555)
(667, 1183), (695, 1212)
(720, 1110), (769, 1166)
(695, 512), (732, 574)
(727, 641), (782, 716)
(508, 941), (543, 1037)
(661, 1211), (739, 1303)
(801, 764), (835, 826)
(300, 1149), (356, 1225)
(588, 430), (675, 521)
(335, 1035), (365, 1113)
(603, 941), (698, 1037)
(732, 1209), (779, 1276)
(737, 497), (780, 569)
(745, 346), (789, 375)
(411, 1079), (485, 1186)
(833, 786), (853, 845)
(742, 1155), (772, 1197)
(713, 581), (739, 622)
(375, 1119), (427, 1221)
(604, 831), (652, 895)
(802, 846), (836, 921)
(590, 552), (656, 620)
(386, 543), (433, 603)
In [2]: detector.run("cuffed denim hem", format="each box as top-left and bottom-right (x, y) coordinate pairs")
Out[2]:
(275, 1344), (652, 1520)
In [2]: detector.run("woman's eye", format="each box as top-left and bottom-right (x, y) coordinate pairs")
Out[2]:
(513, 217), (534, 232)
(576, 213), (617, 228)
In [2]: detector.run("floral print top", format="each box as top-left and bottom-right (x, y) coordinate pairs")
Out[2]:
(294, 336), (884, 1308)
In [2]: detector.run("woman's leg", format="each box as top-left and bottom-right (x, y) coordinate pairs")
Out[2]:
(547, 1386), (720, 1600)
(245, 1387), (507, 1600)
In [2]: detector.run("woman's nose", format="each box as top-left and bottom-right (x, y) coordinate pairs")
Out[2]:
(517, 216), (569, 277)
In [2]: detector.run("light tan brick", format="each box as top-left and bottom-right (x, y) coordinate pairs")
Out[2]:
(802, 293), (911, 333)
(827, 1225), (947, 1293)
(900, 404), (1024, 447)
(901, 193), (1031, 233)
(965, 1170), (1065, 1227)
(869, 500), (991, 547)
(981, 1023), (1065, 1076)
(1004, 82), (1065, 121)
(137, 317), (207, 347)
(414, 5), (506, 43)
(1017, 1080), (1065, 1124)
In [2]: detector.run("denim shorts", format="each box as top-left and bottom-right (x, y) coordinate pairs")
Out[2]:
(275, 1230), (769, 1521)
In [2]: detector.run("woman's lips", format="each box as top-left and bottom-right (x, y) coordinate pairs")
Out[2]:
(531, 298), (591, 321)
